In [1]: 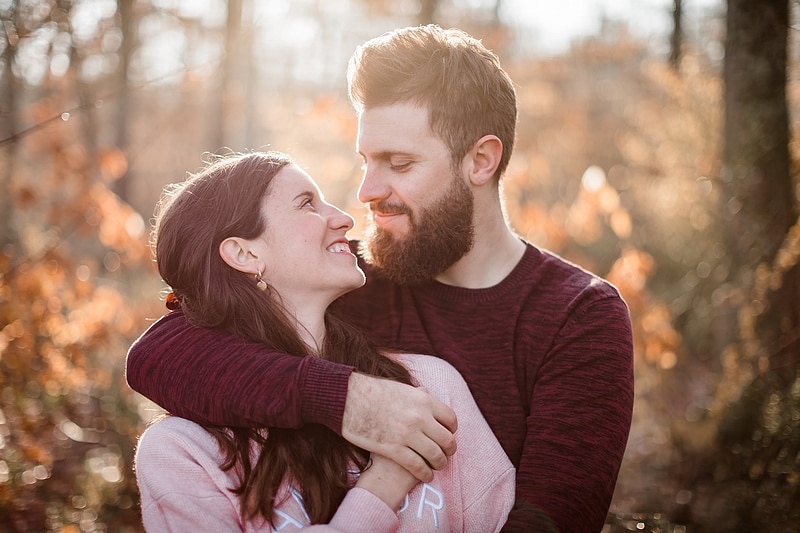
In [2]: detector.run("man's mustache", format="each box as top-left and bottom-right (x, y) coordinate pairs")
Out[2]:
(368, 201), (412, 216)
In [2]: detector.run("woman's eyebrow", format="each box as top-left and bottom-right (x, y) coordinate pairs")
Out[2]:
(293, 190), (315, 201)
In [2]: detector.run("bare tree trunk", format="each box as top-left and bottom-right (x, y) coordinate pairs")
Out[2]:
(212, 0), (242, 152)
(723, 0), (793, 271)
(0, 1), (21, 247)
(492, 0), (504, 23)
(418, 0), (438, 25)
(669, 0), (683, 70)
(696, 1), (800, 529)
(722, 0), (796, 362)
(243, 0), (256, 148)
(57, 0), (100, 192)
(722, 0), (797, 398)
(114, 0), (135, 201)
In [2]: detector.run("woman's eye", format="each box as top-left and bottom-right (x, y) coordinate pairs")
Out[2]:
(301, 198), (314, 208)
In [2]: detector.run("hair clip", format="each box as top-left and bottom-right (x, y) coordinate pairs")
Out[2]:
(165, 292), (181, 310)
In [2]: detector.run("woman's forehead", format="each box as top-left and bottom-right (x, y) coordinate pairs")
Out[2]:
(270, 165), (323, 198)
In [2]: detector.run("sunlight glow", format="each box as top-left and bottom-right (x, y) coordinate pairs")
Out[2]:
(501, 0), (721, 53)
(582, 165), (607, 192)
(133, 12), (188, 84)
(71, 0), (117, 44)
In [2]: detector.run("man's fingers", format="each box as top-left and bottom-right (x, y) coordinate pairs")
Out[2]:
(390, 446), (435, 482)
(408, 433), (449, 471)
(426, 419), (457, 459)
(422, 397), (457, 457)
(432, 400), (458, 434)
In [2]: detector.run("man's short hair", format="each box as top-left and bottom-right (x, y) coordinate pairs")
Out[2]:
(347, 25), (517, 179)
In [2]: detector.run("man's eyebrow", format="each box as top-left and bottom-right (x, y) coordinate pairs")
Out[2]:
(361, 150), (414, 160)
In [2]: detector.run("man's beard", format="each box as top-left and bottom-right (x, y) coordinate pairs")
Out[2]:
(360, 173), (475, 285)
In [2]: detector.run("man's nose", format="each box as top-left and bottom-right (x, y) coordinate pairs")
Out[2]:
(357, 164), (390, 205)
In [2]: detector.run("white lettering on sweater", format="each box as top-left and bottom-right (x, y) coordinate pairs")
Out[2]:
(270, 481), (445, 531)
(416, 484), (444, 527)
(273, 510), (304, 531)
(272, 486), (310, 531)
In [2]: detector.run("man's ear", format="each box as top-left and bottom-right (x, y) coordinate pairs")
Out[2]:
(219, 237), (260, 275)
(467, 135), (503, 186)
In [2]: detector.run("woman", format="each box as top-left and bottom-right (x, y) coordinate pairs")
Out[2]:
(133, 151), (515, 532)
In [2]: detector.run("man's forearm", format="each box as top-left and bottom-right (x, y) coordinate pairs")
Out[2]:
(126, 311), (352, 430)
(126, 313), (457, 479)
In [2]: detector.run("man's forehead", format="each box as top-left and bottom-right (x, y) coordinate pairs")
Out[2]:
(357, 104), (434, 152)
(359, 103), (429, 127)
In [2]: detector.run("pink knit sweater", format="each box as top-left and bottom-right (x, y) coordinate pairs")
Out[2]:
(135, 353), (515, 532)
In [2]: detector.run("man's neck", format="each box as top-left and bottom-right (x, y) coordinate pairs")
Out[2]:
(435, 216), (525, 289)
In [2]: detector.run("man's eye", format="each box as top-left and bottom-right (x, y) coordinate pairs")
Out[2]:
(390, 162), (411, 171)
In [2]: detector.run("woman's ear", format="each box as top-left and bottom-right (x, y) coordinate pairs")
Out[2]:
(467, 135), (503, 186)
(219, 237), (259, 274)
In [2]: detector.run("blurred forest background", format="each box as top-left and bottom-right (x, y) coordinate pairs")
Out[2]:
(1, 0), (799, 531)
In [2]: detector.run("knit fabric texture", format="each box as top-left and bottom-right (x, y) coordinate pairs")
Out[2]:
(135, 354), (515, 532)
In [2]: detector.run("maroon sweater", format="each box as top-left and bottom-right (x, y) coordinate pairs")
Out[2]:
(126, 243), (634, 532)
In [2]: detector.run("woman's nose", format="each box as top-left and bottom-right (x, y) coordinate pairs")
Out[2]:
(329, 206), (354, 231)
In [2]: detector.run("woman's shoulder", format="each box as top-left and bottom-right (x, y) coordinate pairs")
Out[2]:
(141, 414), (204, 434)
(391, 352), (459, 376)
(138, 416), (219, 457)
(390, 353), (469, 402)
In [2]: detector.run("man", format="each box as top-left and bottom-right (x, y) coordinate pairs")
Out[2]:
(127, 25), (633, 532)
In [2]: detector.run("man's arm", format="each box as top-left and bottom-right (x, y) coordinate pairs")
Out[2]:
(126, 311), (456, 480)
(126, 311), (345, 428)
(505, 294), (634, 532)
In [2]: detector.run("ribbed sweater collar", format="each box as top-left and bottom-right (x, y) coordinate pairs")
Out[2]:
(409, 242), (540, 305)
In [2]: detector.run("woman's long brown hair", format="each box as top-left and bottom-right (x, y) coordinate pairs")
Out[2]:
(152, 151), (413, 525)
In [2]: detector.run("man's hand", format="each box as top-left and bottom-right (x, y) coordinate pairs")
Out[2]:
(342, 373), (457, 482)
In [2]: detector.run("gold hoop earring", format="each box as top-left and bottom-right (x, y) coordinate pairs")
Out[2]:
(256, 270), (267, 291)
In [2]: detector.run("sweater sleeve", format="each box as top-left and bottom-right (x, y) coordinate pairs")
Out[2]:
(135, 418), (399, 533)
(400, 354), (516, 533)
(507, 292), (634, 533)
(125, 311), (354, 432)
(135, 418), (248, 532)
(305, 488), (399, 533)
